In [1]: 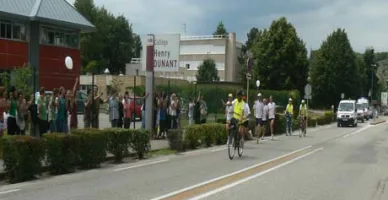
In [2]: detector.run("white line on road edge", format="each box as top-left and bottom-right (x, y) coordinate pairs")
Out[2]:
(0, 189), (21, 195)
(211, 147), (227, 152)
(343, 125), (371, 138)
(150, 145), (312, 200)
(113, 159), (169, 172)
(189, 147), (324, 200)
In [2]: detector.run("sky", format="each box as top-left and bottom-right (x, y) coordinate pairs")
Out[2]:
(68, 0), (388, 53)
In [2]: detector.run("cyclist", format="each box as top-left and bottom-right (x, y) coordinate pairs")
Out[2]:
(299, 99), (308, 134)
(222, 93), (234, 145)
(231, 90), (246, 141)
(285, 98), (293, 136)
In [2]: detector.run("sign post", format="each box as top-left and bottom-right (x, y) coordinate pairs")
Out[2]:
(246, 58), (253, 103)
(304, 83), (312, 128)
(145, 34), (155, 133)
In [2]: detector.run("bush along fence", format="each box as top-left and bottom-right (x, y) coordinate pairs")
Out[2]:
(0, 128), (149, 183)
(167, 112), (336, 153)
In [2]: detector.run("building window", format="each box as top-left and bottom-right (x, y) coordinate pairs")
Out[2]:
(0, 20), (27, 41)
(40, 26), (79, 49)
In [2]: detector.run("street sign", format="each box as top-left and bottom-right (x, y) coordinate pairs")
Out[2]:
(341, 93), (345, 99)
(381, 92), (388, 106)
(247, 58), (253, 73)
(304, 94), (312, 100)
(304, 84), (312, 96)
(246, 73), (251, 80)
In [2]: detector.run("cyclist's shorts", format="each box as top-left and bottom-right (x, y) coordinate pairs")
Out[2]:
(255, 118), (262, 126)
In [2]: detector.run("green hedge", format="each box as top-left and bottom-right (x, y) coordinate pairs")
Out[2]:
(130, 129), (150, 159)
(44, 134), (80, 175)
(105, 128), (132, 163)
(1, 136), (45, 183)
(184, 123), (227, 149)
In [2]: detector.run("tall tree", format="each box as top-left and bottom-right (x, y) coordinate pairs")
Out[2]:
(74, 0), (137, 75)
(196, 58), (219, 81)
(213, 21), (228, 36)
(363, 48), (379, 99)
(310, 28), (360, 107)
(250, 17), (309, 91)
(133, 34), (142, 58)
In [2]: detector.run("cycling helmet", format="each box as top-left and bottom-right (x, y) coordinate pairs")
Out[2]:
(301, 99), (305, 103)
(237, 89), (244, 96)
(289, 98), (292, 102)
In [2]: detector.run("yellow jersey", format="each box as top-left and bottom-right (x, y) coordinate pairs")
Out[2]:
(233, 99), (245, 120)
(286, 103), (293, 114)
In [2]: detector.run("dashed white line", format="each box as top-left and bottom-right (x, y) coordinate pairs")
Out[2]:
(113, 159), (169, 172)
(189, 147), (324, 200)
(0, 189), (21, 195)
(150, 145), (312, 200)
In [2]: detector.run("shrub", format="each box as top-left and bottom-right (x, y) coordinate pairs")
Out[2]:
(72, 129), (107, 169)
(184, 125), (202, 149)
(307, 117), (317, 127)
(130, 129), (150, 159)
(44, 134), (80, 175)
(167, 129), (186, 152)
(1, 136), (45, 183)
(105, 128), (132, 163)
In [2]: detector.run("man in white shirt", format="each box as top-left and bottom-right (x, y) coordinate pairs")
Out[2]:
(261, 98), (269, 140)
(222, 94), (234, 145)
(254, 93), (264, 143)
(268, 96), (276, 140)
(243, 96), (252, 139)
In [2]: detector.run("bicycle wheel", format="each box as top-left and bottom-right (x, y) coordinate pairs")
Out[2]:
(238, 136), (244, 157)
(228, 130), (236, 160)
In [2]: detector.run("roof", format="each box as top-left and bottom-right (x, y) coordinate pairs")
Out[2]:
(0, 0), (95, 32)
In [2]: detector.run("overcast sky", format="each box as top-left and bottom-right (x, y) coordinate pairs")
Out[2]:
(68, 0), (388, 53)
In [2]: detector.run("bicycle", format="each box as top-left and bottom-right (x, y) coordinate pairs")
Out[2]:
(227, 118), (244, 160)
(299, 116), (306, 137)
(285, 113), (292, 136)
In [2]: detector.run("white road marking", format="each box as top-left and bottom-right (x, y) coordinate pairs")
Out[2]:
(113, 159), (169, 172)
(211, 147), (227, 152)
(150, 145), (312, 200)
(343, 125), (371, 138)
(0, 189), (21, 195)
(189, 147), (324, 200)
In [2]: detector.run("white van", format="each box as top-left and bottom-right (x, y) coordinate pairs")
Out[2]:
(356, 102), (365, 123)
(357, 98), (371, 120)
(337, 100), (357, 127)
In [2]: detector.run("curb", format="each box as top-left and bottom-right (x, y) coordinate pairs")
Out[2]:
(370, 119), (386, 125)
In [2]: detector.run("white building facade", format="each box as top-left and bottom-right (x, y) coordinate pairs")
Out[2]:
(127, 32), (243, 82)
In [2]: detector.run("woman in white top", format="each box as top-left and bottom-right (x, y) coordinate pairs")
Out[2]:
(268, 96), (276, 140)
(169, 94), (178, 129)
(261, 98), (269, 140)
(222, 94), (234, 145)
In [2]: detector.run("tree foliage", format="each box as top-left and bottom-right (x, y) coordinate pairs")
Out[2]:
(213, 21), (228, 36)
(250, 17), (309, 91)
(196, 58), (219, 82)
(74, 0), (141, 75)
(310, 29), (361, 107)
(0, 65), (33, 96)
(363, 48), (379, 99)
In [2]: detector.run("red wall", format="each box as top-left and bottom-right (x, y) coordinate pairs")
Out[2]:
(39, 45), (80, 90)
(0, 39), (29, 69)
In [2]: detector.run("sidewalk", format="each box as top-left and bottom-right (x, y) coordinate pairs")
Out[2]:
(0, 139), (169, 174)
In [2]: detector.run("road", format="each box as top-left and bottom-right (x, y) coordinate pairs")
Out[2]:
(0, 118), (387, 200)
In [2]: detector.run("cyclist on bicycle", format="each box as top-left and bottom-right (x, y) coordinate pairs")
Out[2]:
(285, 98), (293, 135)
(232, 90), (246, 139)
(299, 99), (308, 133)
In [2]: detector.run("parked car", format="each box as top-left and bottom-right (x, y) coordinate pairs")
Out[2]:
(128, 96), (142, 121)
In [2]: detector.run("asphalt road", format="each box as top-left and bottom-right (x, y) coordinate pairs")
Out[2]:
(0, 118), (387, 200)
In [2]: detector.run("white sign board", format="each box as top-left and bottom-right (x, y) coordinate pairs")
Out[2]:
(141, 34), (180, 72)
(304, 84), (312, 96)
(381, 92), (388, 106)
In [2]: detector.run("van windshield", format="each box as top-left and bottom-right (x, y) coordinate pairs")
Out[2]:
(338, 102), (354, 111)
(356, 104), (363, 109)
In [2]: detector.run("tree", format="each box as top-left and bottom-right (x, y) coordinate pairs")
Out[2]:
(213, 21), (228, 36)
(0, 65), (33, 97)
(74, 0), (137, 75)
(363, 48), (379, 99)
(133, 34), (142, 58)
(250, 17), (309, 91)
(310, 28), (360, 107)
(196, 58), (219, 82)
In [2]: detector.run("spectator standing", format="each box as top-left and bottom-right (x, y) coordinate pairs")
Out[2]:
(261, 98), (269, 140)
(123, 92), (132, 129)
(268, 96), (276, 140)
(57, 87), (67, 133)
(38, 87), (48, 136)
(169, 93), (178, 129)
(84, 89), (92, 128)
(118, 94), (124, 128)
(108, 90), (119, 128)
(157, 93), (168, 139)
(188, 98), (195, 126)
(16, 91), (27, 135)
(0, 87), (8, 137)
(7, 87), (19, 135)
(49, 89), (58, 132)
(194, 93), (201, 124)
(199, 95), (208, 124)
(254, 93), (264, 143)
(69, 78), (79, 130)
(140, 92), (149, 129)
(92, 86), (104, 129)
(28, 94), (39, 136)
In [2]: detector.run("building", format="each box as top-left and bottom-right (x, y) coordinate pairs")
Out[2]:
(0, 0), (94, 90)
(127, 32), (243, 82)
